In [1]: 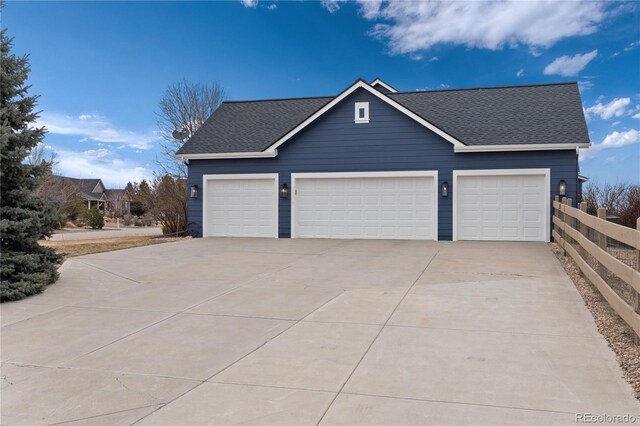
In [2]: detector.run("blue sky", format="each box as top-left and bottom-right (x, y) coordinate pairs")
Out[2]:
(4, 0), (640, 186)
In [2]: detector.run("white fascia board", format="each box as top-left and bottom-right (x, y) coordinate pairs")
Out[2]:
(265, 80), (465, 152)
(370, 79), (398, 93)
(454, 143), (590, 153)
(176, 151), (277, 161)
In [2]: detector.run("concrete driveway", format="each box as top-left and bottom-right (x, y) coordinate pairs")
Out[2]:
(1, 238), (638, 425)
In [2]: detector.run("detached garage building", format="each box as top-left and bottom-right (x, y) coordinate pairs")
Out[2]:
(177, 78), (590, 242)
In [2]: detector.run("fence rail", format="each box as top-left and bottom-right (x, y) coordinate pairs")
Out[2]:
(553, 196), (640, 339)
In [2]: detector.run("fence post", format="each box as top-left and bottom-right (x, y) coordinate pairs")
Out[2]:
(566, 198), (573, 244)
(553, 195), (560, 244)
(578, 202), (588, 260)
(597, 208), (607, 250)
(636, 219), (640, 344)
(559, 197), (567, 255)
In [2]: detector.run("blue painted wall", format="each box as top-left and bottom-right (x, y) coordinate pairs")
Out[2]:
(187, 88), (578, 239)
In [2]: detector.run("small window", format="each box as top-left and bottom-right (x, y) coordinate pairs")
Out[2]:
(354, 102), (369, 124)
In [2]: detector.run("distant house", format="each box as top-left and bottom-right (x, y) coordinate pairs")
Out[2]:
(104, 189), (131, 218)
(54, 176), (131, 217)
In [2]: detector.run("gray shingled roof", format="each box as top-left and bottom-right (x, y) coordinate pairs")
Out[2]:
(52, 176), (106, 200)
(177, 97), (331, 154)
(176, 82), (589, 155)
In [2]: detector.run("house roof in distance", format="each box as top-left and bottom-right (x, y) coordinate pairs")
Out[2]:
(176, 79), (590, 157)
(53, 176), (106, 200)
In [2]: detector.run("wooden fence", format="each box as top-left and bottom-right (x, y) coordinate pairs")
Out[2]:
(552, 196), (640, 339)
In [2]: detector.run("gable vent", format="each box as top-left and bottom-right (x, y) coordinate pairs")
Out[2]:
(354, 102), (369, 124)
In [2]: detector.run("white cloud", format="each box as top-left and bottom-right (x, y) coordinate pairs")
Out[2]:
(429, 56), (439, 62)
(37, 113), (160, 150)
(612, 121), (621, 127)
(516, 69), (524, 77)
(601, 129), (640, 148)
(265, 3), (277, 11)
(78, 114), (99, 121)
(584, 97), (631, 120)
(358, 0), (382, 19)
(624, 40), (640, 52)
(580, 129), (640, 160)
(345, 1), (606, 55)
(633, 112), (640, 120)
(529, 47), (543, 57)
(543, 50), (598, 77)
(53, 148), (154, 187)
(578, 80), (594, 92)
(240, 0), (258, 8)
(321, 0), (346, 13)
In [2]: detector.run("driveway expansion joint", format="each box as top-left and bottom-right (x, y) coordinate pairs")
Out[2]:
(131, 286), (348, 425)
(315, 248), (441, 425)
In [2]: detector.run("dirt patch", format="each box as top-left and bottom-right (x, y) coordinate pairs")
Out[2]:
(41, 236), (184, 258)
(550, 243), (640, 400)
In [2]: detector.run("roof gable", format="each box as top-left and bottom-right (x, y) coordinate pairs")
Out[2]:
(262, 79), (465, 154)
(371, 78), (398, 93)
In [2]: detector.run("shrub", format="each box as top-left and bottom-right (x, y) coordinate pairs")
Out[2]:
(142, 212), (155, 227)
(123, 214), (133, 226)
(583, 182), (640, 229)
(82, 208), (104, 229)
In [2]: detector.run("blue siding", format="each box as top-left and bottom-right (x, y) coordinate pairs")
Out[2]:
(187, 88), (578, 240)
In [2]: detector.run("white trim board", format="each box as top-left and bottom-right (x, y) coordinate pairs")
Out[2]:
(291, 170), (439, 241)
(202, 173), (279, 238)
(370, 78), (398, 93)
(452, 168), (551, 242)
(177, 151), (277, 161)
(454, 143), (590, 153)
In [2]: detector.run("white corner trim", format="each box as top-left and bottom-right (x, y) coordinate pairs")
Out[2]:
(201, 173), (279, 238)
(265, 80), (465, 153)
(176, 151), (277, 161)
(452, 168), (551, 243)
(454, 143), (590, 153)
(370, 78), (398, 93)
(290, 170), (438, 241)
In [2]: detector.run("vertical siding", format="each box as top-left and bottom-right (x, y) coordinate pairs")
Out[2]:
(187, 88), (578, 240)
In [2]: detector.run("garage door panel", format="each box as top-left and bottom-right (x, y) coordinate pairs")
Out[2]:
(294, 174), (436, 240)
(456, 173), (547, 242)
(204, 177), (277, 238)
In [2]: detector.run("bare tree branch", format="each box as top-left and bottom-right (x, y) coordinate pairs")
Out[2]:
(155, 78), (225, 178)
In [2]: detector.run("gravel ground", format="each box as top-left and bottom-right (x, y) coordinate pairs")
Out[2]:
(550, 243), (640, 400)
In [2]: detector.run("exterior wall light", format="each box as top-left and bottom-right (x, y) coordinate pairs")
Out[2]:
(190, 184), (199, 199)
(279, 183), (289, 199)
(441, 181), (449, 198)
(558, 180), (566, 196)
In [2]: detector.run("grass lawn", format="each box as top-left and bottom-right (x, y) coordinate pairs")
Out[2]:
(40, 235), (182, 258)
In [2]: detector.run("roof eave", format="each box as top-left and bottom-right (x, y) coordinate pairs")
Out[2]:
(454, 142), (591, 153)
(176, 151), (278, 161)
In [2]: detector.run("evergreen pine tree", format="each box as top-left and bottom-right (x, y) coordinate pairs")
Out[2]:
(1, 29), (62, 301)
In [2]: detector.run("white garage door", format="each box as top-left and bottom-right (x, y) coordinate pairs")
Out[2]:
(454, 170), (549, 242)
(292, 172), (437, 240)
(203, 174), (278, 238)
